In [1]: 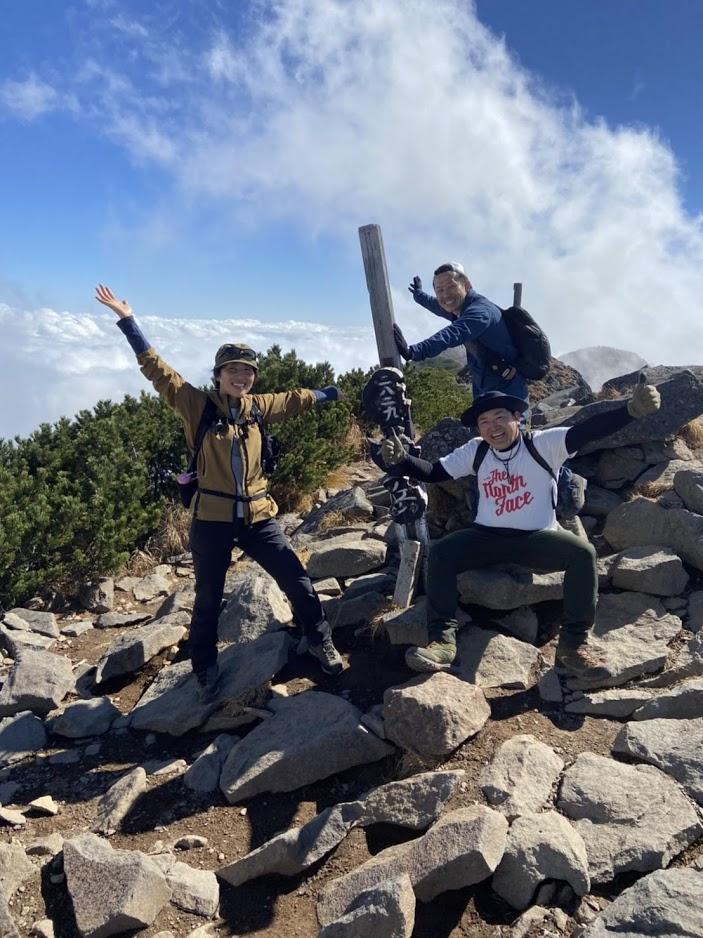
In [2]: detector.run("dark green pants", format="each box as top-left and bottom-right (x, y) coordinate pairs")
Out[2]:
(426, 524), (597, 647)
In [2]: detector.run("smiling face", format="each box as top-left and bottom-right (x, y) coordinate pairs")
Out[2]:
(217, 362), (256, 400)
(433, 270), (470, 314)
(476, 407), (521, 449)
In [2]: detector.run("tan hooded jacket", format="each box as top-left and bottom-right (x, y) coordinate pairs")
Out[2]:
(137, 348), (317, 524)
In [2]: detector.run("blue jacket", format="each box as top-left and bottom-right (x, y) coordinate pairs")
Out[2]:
(411, 288), (528, 400)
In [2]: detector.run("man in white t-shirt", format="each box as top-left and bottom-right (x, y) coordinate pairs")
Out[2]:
(380, 382), (661, 680)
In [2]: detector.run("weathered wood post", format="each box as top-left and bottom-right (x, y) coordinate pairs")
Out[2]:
(359, 225), (401, 369)
(513, 281), (523, 307)
(358, 223), (427, 607)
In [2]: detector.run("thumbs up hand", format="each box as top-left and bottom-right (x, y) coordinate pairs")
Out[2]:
(380, 428), (408, 467)
(627, 372), (661, 418)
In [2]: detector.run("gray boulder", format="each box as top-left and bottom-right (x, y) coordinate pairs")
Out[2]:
(183, 734), (238, 793)
(479, 735), (564, 818)
(219, 691), (393, 804)
(632, 678), (703, 720)
(560, 369), (703, 454)
(95, 621), (187, 683)
(50, 697), (121, 738)
(3, 608), (59, 638)
(297, 486), (376, 535)
(130, 632), (292, 736)
(218, 565), (292, 644)
(491, 811), (590, 910)
(307, 537), (387, 579)
(318, 875), (415, 938)
(456, 629), (541, 689)
(150, 854), (219, 918)
(613, 717), (703, 804)
(0, 896), (18, 938)
(565, 687), (657, 718)
(0, 711), (47, 766)
(557, 752), (701, 883)
(595, 447), (647, 489)
(381, 600), (428, 647)
(0, 840), (36, 900)
(92, 767), (148, 835)
(608, 546), (689, 596)
(0, 649), (75, 718)
(583, 485), (623, 518)
(79, 578), (114, 614)
(674, 468), (703, 514)
(133, 573), (171, 603)
(573, 592), (682, 689)
(604, 498), (703, 572)
(383, 673), (490, 757)
(688, 591), (703, 632)
(95, 611), (151, 629)
(153, 588), (195, 618)
(64, 833), (171, 937)
(580, 868), (703, 938)
(496, 606), (538, 643)
(317, 806), (507, 925)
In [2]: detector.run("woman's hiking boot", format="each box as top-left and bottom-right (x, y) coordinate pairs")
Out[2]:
(307, 637), (344, 676)
(405, 640), (456, 673)
(195, 663), (221, 704)
(554, 642), (609, 684)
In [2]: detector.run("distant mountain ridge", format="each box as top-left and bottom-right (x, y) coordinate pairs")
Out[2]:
(558, 346), (647, 391)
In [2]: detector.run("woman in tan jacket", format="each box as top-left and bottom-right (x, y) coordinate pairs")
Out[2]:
(96, 284), (343, 700)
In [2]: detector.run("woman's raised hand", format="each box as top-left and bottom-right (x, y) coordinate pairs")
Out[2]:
(95, 284), (133, 319)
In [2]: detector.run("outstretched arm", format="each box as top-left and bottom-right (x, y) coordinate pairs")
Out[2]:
(565, 378), (661, 452)
(380, 429), (452, 482)
(95, 284), (151, 355)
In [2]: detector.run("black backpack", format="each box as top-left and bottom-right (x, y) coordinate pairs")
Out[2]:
(490, 306), (551, 380)
(248, 402), (282, 476)
(466, 432), (585, 520)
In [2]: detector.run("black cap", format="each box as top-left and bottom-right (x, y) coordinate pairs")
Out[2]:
(461, 391), (529, 427)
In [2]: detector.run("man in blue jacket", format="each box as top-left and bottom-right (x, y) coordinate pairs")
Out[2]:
(393, 262), (528, 401)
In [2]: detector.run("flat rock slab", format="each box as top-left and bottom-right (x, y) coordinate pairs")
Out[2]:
(317, 805), (508, 925)
(383, 673), (490, 757)
(133, 573), (171, 603)
(0, 711), (47, 766)
(613, 717), (703, 804)
(557, 752), (701, 883)
(95, 621), (187, 684)
(381, 599), (428, 647)
(580, 868), (703, 938)
(458, 565), (563, 610)
(479, 734), (564, 818)
(492, 811), (590, 910)
(220, 690), (394, 804)
(64, 832), (171, 937)
(565, 687), (657, 719)
(0, 626), (55, 656)
(50, 697), (121, 738)
(608, 546), (689, 596)
(218, 770), (464, 887)
(92, 767), (148, 835)
(604, 498), (703, 573)
(0, 840), (36, 899)
(154, 589), (195, 618)
(572, 592), (682, 689)
(456, 629), (541, 689)
(674, 468), (703, 514)
(95, 611), (151, 629)
(3, 609), (59, 638)
(218, 564), (292, 645)
(150, 854), (219, 918)
(318, 875), (415, 938)
(184, 734), (238, 793)
(130, 632), (292, 736)
(639, 632), (703, 689)
(307, 537), (387, 579)
(0, 649), (75, 718)
(631, 677), (703, 720)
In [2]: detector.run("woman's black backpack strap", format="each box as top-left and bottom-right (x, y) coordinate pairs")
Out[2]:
(187, 398), (219, 473)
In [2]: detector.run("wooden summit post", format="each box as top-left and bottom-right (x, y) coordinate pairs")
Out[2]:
(358, 223), (427, 607)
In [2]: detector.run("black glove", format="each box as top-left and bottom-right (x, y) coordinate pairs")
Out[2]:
(408, 275), (422, 296)
(393, 323), (413, 361)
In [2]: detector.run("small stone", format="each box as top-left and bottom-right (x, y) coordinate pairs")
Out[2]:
(27, 795), (59, 816)
(0, 807), (25, 826)
(173, 835), (209, 851)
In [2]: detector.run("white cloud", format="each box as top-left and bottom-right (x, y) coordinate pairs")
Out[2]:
(5, 0), (703, 397)
(0, 74), (68, 122)
(0, 303), (374, 439)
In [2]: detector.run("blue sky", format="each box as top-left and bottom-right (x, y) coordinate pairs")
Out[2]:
(2, 0), (703, 436)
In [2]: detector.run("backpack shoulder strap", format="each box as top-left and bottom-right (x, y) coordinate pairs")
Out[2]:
(522, 431), (557, 482)
(472, 439), (489, 475)
(187, 397), (219, 471)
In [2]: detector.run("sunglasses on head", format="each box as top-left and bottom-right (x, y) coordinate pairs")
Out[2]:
(219, 346), (259, 362)
(434, 263), (464, 276)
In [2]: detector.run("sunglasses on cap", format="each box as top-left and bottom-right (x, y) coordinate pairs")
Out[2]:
(215, 345), (260, 368)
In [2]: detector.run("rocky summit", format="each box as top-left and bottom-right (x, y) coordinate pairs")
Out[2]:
(1, 372), (703, 937)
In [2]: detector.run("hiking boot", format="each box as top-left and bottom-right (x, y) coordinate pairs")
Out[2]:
(405, 641), (456, 673)
(195, 663), (221, 703)
(554, 643), (609, 682)
(307, 637), (344, 676)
